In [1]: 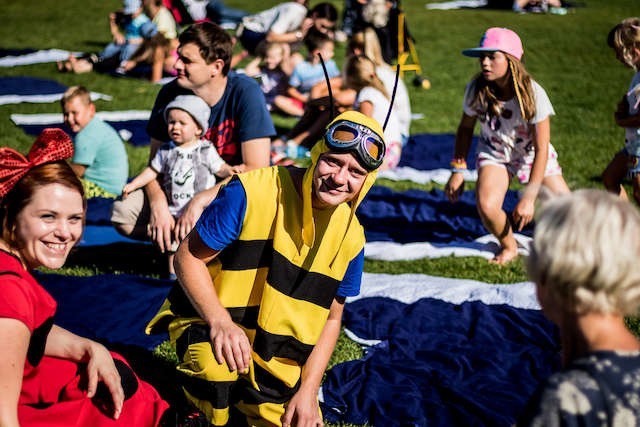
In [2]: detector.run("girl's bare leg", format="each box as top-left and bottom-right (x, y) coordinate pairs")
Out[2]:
(476, 165), (518, 264)
(602, 151), (630, 201)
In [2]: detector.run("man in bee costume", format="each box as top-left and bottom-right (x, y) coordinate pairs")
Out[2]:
(146, 110), (386, 426)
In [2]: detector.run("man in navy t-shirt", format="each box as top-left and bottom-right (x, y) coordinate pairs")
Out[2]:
(112, 22), (275, 254)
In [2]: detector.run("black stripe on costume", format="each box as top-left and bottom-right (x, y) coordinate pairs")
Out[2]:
(267, 251), (340, 309)
(238, 361), (300, 405)
(174, 325), (235, 409)
(253, 326), (314, 365)
(166, 285), (199, 318)
(219, 241), (340, 309)
(166, 285), (260, 328)
(218, 239), (273, 270)
(177, 370), (236, 409)
(175, 323), (206, 361)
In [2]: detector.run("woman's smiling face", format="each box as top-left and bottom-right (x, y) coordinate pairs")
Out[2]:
(13, 183), (84, 270)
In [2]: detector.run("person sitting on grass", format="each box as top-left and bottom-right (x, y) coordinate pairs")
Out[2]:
(0, 128), (168, 427)
(244, 42), (305, 117)
(60, 86), (129, 198)
(271, 31), (340, 161)
(146, 111), (385, 426)
(110, 22), (274, 264)
(287, 31), (339, 109)
(518, 189), (640, 425)
(58, 0), (156, 75)
(117, 95), (241, 278)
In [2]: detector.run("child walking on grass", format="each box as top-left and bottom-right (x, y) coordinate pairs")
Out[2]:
(445, 27), (570, 264)
(120, 95), (240, 276)
(602, 18), (640, 204)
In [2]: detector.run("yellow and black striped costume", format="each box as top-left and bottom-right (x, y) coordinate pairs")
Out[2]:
(146, 111), (381, 426)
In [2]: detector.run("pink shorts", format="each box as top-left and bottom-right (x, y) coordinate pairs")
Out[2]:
(476, 144), (563, 184)
(381, 140), (402, 170)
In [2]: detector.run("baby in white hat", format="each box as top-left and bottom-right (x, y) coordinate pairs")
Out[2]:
(121, 94), (241, 276)
(123, 94), (240, 216)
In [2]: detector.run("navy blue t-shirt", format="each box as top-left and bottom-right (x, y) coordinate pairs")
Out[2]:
(147, 73), (276, 166)
(195, 178), (364, 297)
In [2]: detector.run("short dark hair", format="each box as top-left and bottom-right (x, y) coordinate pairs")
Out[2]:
(304, 29), (333, 53)
(179, 22), (233, 75)
(308, 2), (338, 22)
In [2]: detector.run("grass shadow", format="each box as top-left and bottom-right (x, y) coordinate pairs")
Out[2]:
(66, 243), (167, 277)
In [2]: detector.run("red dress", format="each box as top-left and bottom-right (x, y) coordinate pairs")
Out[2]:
(0, 250), (169, 426)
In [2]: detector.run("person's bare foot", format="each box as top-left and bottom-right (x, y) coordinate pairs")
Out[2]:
(56, 60), (73, 72)
(489, 246), (519, 265)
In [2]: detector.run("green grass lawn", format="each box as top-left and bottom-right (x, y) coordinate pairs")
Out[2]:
(1, 0), (638, 424)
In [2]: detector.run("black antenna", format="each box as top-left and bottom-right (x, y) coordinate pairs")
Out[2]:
(383, 64), (400, 131)
(318, 53), (335, 120)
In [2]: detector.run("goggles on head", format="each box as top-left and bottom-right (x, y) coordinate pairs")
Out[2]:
(324, 120), (386, 171)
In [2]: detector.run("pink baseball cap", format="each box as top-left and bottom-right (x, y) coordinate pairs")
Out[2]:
(462, 27), (524, 60)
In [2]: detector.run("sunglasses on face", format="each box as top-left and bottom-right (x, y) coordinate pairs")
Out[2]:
(324, 120), (386, 171)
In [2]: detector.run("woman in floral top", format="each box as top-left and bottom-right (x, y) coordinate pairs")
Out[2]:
(519, 189), (640, 426)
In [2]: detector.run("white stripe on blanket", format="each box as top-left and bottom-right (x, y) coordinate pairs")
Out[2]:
(1, 92), (112, 106)
(377, 166), (478, 185)
(344, 272), (538, 345)
(0, 49), (78, 67)
(11, 110), (150, 125)
(364, 233), (531, 261)
(426, 0), (488, 9)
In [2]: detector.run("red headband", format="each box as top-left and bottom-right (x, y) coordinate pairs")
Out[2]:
(0, 128), (74, 198)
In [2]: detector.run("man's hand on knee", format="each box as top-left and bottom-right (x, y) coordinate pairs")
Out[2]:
(209, 319), (251, 373)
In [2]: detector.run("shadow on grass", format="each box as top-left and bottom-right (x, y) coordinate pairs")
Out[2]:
(66, 242), (168, 277)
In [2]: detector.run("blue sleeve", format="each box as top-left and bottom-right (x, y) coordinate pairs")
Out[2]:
(233, 74), (276, 143)
(194, 177), (247, 250)
(328, 60), (340, 78)
(336, 249), (364, 298)
(289, 66), (301, 88)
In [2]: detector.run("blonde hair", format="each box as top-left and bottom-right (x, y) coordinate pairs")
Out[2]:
(344, 55), (388, 98)
(60, 85), (92, 108)
(349, 28), (388, 67)
(469, 53), (535, 122)
(264, 42), (285, 57)
(608, 17), (640, 70)
(261, 42), (286, 65)
(527, 189), (640, 316)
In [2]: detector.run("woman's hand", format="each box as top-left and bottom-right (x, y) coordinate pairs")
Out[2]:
(445, 172), (465, 202)
(85, 343), (124, 420)
(209, 319), (251, 373)
(281, 386), (323, 427)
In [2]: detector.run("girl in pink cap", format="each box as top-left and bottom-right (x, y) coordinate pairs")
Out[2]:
(445, 27), (570, 264)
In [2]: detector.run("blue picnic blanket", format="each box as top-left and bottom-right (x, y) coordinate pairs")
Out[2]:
(358, 187), (532, 244)
(36, 272), (172, 351)
(321, 295), (560, 426)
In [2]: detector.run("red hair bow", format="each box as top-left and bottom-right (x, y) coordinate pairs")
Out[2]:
(0, 128), (74, 198)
